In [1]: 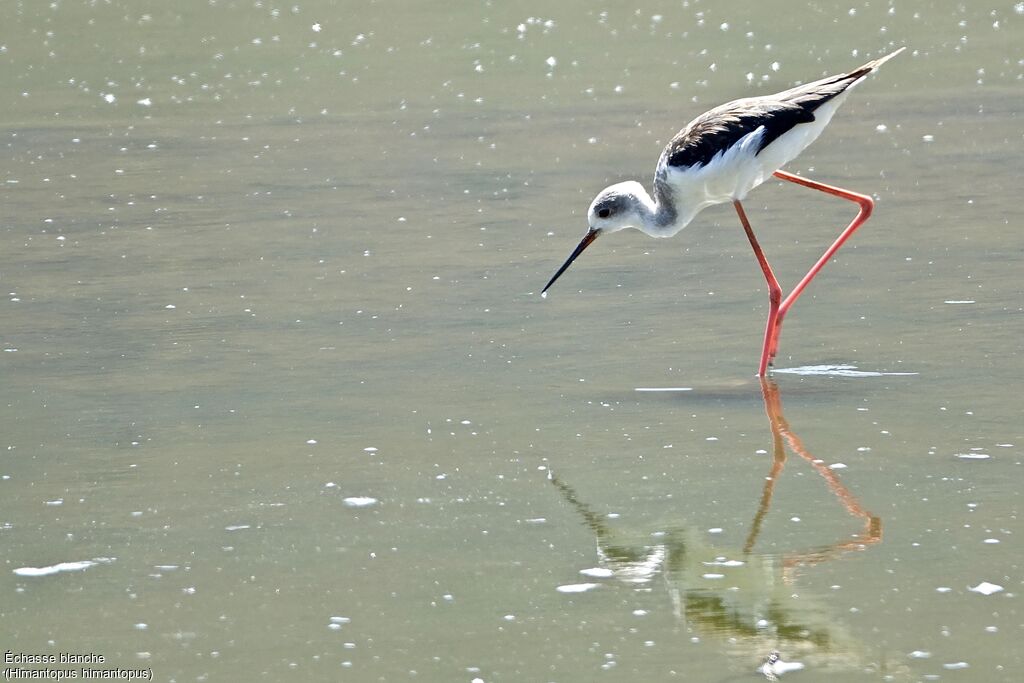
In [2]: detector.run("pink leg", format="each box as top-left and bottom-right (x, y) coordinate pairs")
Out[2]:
(737, 172), (875, 377)
(734, 200), (782, 377)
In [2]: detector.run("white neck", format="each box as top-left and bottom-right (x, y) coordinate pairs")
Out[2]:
(634, 180), (697, 238)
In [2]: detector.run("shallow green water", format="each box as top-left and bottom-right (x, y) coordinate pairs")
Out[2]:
(2, 1), (1022, 681)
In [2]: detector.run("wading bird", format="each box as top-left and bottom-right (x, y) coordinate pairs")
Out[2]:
(541, 48), (904, 376)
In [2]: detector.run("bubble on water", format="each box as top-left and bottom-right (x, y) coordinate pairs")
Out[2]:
(968, 581), (1003, 595)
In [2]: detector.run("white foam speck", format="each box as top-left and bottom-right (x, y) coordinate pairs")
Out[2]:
(908, 650), (932, 659)
(342, 496), (378, 508)
(944, 300), (975, 304)
(579, 567), (614, 578)
(955, 452), (990, 460)
(968, 581), (1003, 596)
(557, 582), (599, 593)
(13, 557), (114, 577)
(774, 364), (918, 377)
(704, 559), (744, 567)
(701, 573), (725, 579)
(635, 387), (693, 392)
(760, 658), (805, 677)
(943, 662), (969, 670)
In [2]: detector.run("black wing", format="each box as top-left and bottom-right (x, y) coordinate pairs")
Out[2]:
(662, 65), (874, 170)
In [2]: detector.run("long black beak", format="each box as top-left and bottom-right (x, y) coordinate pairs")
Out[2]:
(541, 229), (599, 296)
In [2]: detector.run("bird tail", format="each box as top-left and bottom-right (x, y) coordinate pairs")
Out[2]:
(820, 46), (905, 95)
(861, 46), (906, 72)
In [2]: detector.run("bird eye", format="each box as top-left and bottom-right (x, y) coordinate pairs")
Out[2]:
(597, 207), (611, 219)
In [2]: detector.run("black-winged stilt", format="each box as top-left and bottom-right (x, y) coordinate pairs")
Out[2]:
(541, 48), (905, 376)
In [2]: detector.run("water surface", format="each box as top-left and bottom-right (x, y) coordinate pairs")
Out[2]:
(2, 1), (1022, 681)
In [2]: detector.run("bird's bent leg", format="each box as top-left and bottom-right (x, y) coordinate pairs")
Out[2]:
(734, 200), (782, 377)
(771, 170), (875, 354)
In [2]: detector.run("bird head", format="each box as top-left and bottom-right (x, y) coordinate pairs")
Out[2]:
(587, 181), (648, 233)
(541, 182), (648, 297)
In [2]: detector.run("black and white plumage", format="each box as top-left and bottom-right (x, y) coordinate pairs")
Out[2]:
(541, 48), (905, 376)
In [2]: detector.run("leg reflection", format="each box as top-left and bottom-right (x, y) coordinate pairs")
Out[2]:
(745, 378), (882, 569)
(548, 379), (889, 675)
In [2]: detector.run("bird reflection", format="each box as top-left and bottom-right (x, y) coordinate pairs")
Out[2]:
(549, 378), (883, 676)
